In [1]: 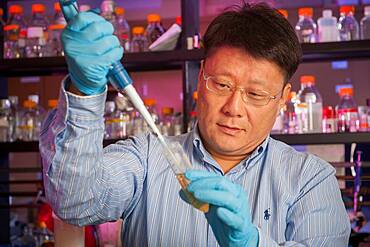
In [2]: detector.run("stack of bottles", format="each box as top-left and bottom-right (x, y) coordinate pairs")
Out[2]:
(2, 0), (175, 59)
(103, 95), (183, 139)
(276, 75), (370, 134)
(292, 5), (370, 43)
(0, 95), (58, 142)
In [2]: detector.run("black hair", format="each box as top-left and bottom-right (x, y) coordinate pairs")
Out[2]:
(203, 2), (302, 83)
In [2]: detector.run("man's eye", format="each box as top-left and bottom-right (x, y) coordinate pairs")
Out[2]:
(214, 81), (231, 90)
(248, 92), (266, 99)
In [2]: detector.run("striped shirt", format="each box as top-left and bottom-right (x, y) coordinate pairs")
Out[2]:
(40, 79), (350, 246)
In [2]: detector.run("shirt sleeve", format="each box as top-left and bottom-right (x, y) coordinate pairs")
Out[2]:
(39, 76), (147, 226)
(257, 157), (351, 246)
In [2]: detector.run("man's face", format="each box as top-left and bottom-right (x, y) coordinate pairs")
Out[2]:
(197, 46), (291, 160)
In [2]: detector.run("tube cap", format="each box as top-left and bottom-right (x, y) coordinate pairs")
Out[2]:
(115, 7), (125, 15)
(339, 87), (353, 96)
(340, 6), (355, 14)
(9, 5), (23, 15)
(48, 99), (58, 109)
(32, 4), (46, 13)
(298, 7), (313, 17)
(300, 75), (316, 85)
(54, 2), (61, 12)
(144, 98), (156, 106)
(277, 9), (288, 18)
(147, 14), (161, 23)
(132, 26), (144, 35)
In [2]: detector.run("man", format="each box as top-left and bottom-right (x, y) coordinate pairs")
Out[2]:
(40, 2), (350, 246)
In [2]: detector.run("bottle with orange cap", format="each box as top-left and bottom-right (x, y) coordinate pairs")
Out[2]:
(295, 7), (317, 43)
(47, 2), (66, 56)
(115, 6), (131, 52)
(130, 26), (149, 52)
(282, 91), (298, 134)
(101, 0), (118, 32)
(161, 106), (175, 136)
(25, 3), (50, 57)
(3, 4), (27, 58)
(145, 13), (166, 45)
(0, 8), (5, 27)
(336, 86), (359, 132)
(18, 99), (37, 141)
(338, 5), (359, 41)
(296, 75), (323, 133)
(317, 9), (339, 42)
(142, 98), (160, 133)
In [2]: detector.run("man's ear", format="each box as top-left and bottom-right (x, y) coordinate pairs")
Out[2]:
(280, 83), (291, 109)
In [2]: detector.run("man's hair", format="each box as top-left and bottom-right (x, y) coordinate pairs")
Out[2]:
(203, 2), (302, 83)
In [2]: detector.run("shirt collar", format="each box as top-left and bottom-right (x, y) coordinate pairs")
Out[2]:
(191, 123), (270, 171)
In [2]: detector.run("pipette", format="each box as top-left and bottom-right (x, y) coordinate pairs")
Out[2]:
(59, 0), (209, 212)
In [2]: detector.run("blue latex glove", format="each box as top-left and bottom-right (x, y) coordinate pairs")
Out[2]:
(185, 170), (259, 247)
(61, 11), (123, 95)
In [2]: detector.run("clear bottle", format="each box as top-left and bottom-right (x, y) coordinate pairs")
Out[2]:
(161, 107), (174, 136)
(47, 2), (66, 57)
(358, 105), (369, 132)
(18, 100), (36, 141)
(187, 91), (198, 133)
(142, 99), (160, 133)
(145, 14), (166, 45)
(3, 5), (27, 59)
(336, 87), (359, 132)
(173, 112), (183, 136)
(360, 6), (370, 39)
(0, 99), (12, 142)
(101, 0), (117, 32)
(28, 94), (45, 140)
(115, 7), (130, 52)
(338, 5), (359, 41)
(26, 4), (50, 58)
(296, 75), (323, 133)
(104, 101), (116, 139)
(8, 96), (20, 142)
(130, 26), (148, 52)
(317, 9), (339, 42)
(295, 7), (317, 43)
(283, 91), (298, 134)
(322, 106), (337, 133)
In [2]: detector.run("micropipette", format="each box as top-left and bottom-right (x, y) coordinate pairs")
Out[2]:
(59, 0), (209, 212)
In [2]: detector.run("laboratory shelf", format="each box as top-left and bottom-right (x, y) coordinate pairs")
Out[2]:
(1, 132), (370, 152)
(0, 49), (204, 77)
(271, 132), (370, 145)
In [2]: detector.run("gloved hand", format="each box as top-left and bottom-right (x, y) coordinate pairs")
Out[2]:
(61, 11), (123, 95)
(185, 170), (259, 247)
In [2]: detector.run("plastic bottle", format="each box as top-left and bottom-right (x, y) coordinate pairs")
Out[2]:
(0, 8), (5, 27)
(336, 87), (359, 132)
(296, 75), (323, 133)
(317, 9), (339, 42)
(338, 5), (359, 41)
(48, 2), (66, 57)
(187, 91), (198, 133)
(295, 7), (317, 43)
(26, 4), (50, 57)
(130, 26), (148, 52)
(322, 106), (337, 133)
(104, 101), (116, 139)
(173, 112), (183, 135)
(283, 91), (298, 134)
(357, 105), (369, 132)
(115, 7), (130, 52)
(145, 14), (166, 45)
(360, 6), (370, 39)
(3, 5), (27, 59)
(0, 99), (12, 142)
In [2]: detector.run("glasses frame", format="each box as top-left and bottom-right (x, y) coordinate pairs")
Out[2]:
(201, 67), (283, 107)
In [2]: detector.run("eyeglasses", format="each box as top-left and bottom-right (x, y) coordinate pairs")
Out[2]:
(202, 69), (282, 106)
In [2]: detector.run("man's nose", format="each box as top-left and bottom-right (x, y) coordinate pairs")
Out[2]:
(221, 88), (247, 118)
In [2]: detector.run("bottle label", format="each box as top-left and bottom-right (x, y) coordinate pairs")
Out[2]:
(27, 27), (44, 38)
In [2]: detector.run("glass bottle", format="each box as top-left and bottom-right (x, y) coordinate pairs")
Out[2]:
(322, 106), (337, 133)
(296, 75), (323, 133)
(142, 99), (159, 133)
(317, 9), (339, 42)
(115, 7), (130, 52)
(4, 5), (27, 59)
(130, 26), (148, 52)
(8, 96), (20, 142)
(47, 2), (66, 57)
(336, 87), (359, 132)
(145, 14), (166, 45)
(360, 6), (370, 39)
(101, 0), (117, 32)
(28, 94), (45, 140)
(0, 99), (12, 142)
(338, 5), (359, 41)
(295, 7), (317, 43)
(26, 4), (50, 57)
(104, 101), (116, 139)
(283, 91), (298, 134)
(161, 107), (174, 136)
(18, 100), (36, 141)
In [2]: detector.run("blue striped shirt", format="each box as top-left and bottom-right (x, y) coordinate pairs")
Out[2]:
(40, 79), (350, 246)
